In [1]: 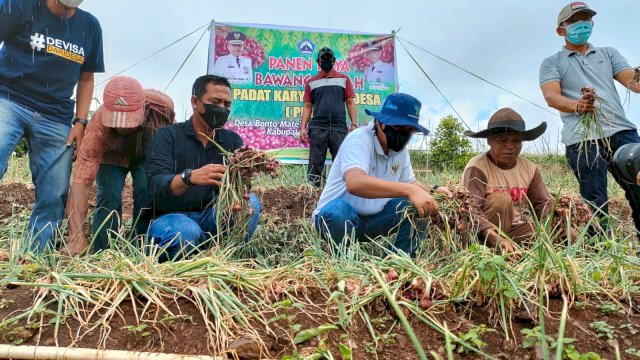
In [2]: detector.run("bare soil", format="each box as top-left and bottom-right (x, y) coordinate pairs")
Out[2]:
(0, 183), (638, 358)
(0, 285), (639, 359)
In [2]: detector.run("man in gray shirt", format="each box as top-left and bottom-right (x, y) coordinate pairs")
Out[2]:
(540, 2), (640, 237)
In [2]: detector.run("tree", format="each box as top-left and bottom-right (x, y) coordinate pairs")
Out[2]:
(429, 115), (475, 170)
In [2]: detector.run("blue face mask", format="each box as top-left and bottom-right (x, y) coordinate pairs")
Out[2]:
(564, 20), (593, 46)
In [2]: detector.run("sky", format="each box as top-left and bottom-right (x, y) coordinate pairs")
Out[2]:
(80, 0), (640, 153)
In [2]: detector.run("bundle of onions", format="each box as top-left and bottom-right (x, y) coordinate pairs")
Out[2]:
(211, 142), (280, 241)
(552, 194), (593, 238)
(574, 86), (611, 164)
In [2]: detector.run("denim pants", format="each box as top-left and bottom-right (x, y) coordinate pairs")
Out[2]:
(92, 161), (150, 252)
(313, 197), (424, 256)
(308, 128), (347, 187)
(0, 98), (73, 250)
(147, 194), (261, 262)
(566, 129), (640, 236)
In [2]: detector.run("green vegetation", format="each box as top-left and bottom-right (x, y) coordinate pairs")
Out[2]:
(428, 115), (476, 170)
(0, 151), (636, 358)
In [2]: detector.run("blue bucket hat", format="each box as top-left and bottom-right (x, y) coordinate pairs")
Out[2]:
(364, 93), (429, 135)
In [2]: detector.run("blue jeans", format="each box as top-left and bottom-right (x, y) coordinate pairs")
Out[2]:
(314, 197), (425, 257)
(566, 129), (640, 236)
(147, 194), (261, 262)
(92, 161), (150, 252)
(0, 98), (73, 250)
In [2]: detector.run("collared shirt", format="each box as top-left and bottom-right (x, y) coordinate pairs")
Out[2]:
(0, 0), (104, 125)
(462, 152), (552, 232)
(145, 118), (243, 216)
(303, 69), (356, 131)
(364, 60), (395, 89)
(213, 54), (253, 84)
(539, 43), (635, 145)
(313, 122), (415, 218)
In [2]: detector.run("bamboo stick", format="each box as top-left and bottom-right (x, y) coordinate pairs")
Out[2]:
(0, 344), (224, 360)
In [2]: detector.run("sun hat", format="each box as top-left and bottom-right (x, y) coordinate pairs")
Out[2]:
(464, 108), (546, 141)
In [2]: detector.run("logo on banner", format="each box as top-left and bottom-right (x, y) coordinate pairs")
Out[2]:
(298, 39), (315, 55)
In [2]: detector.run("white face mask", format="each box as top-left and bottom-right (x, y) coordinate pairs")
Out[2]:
(58, 0), (84, 8)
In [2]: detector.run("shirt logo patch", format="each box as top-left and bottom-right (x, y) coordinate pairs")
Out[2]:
(30, 33), (46, 51)
(391, 161), (399, 176)
(29, 32), (86, 64)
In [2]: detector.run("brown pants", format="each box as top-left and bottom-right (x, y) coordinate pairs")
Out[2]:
(483, 192), (535, 244)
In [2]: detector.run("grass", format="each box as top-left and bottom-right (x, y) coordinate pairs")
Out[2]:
(0, 153), (637, 358)
(0, 155), (31, 185)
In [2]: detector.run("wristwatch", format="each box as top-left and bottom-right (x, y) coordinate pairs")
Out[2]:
(430, 184), (440, 193)
(180, 169), (193, 186)
(73, 117), (88, 126)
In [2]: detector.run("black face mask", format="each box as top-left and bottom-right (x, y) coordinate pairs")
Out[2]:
(198, 103), (230, 129)
(382, 126), (413, 152)
(320, 59), (334, 72)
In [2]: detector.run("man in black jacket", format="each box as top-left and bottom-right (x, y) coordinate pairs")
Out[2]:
(145, 75), (261, 261)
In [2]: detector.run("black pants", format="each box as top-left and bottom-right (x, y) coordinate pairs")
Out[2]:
(308, 128), (347, 187)
(565, 129), (640, 238)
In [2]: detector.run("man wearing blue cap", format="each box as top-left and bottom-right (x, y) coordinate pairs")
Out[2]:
(312, 93), (450, 256)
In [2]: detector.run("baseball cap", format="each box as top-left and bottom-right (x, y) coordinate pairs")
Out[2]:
(226, 31), (247, 45)
(317, 47), (335, 60)
(365, 93), (429, 135)
(557, 2), (597, 25)
(102, 76), (145, 129)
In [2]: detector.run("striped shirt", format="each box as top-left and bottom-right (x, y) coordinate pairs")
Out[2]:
(303, 70), (355, 131)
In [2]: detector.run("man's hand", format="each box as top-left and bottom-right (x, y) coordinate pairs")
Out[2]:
(576, 86), (597, 114)
(407, 185), (439, 217)
(348, 124), (358, 133)
(66, 123), (85, 160)
(63, 234), (89, 257)
(484, 228), (521, 260)
(190, 164), (227, 186)
(435, 186), (453, 199)
(299, 127), (309, 143)
(497, 238), (522, 261)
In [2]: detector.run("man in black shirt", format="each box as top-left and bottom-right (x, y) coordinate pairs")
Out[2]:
(145, 75), (261, 261)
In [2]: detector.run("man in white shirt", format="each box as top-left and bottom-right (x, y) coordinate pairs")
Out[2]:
(313, 93), (450, 256)
(213, 31), (253, 84)
(363, 41), (395, 90)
